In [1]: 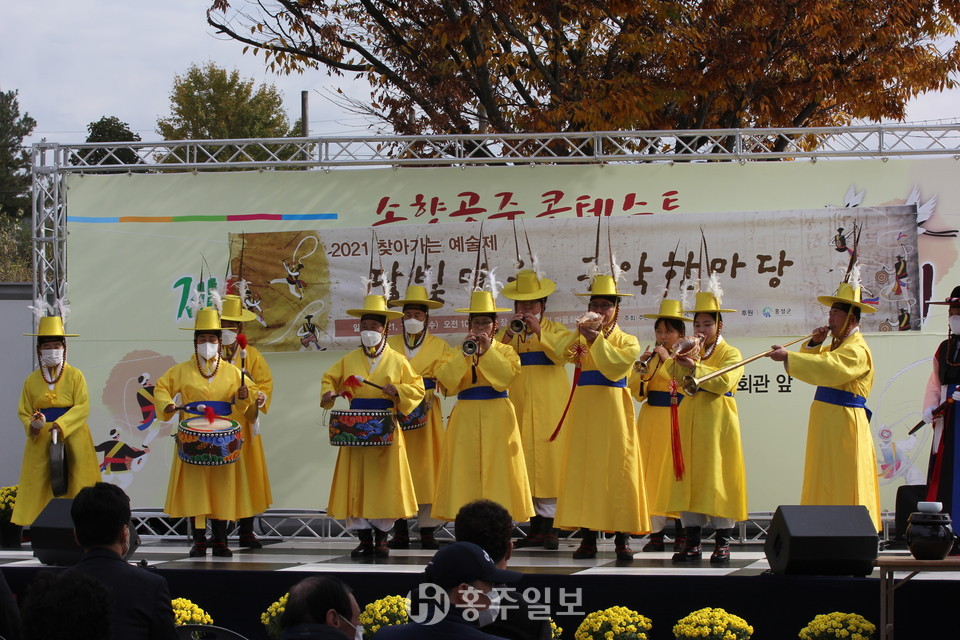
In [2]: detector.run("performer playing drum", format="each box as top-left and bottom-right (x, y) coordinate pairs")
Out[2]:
(628, 298), (690, 552)
(219, 294), (273, 549)
(155, 307), (258, 557)
(663, 290), (748, 564)
(13, 316), (100, 526)
(919, 286), (960, 539)
(385, 285), (453, 549)
(500, 269), (570, 550)
(768, 280), (881, 531)
(432, 290), (534, 524)
(321, 294), (424, 558)
(554, 274), (649, 561)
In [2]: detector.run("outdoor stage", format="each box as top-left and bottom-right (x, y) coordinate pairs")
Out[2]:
(1, 533), (956, 640)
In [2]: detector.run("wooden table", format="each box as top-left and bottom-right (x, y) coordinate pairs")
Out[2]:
(876, 556), (960, 640)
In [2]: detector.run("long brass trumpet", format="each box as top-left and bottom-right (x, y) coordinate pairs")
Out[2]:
(679, 334), (814, 396)
(634, 344), (661, 375)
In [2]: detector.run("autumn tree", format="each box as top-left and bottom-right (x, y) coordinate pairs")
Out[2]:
(157, 62), (292, 140)
(76, 116), (143, 166)
(0, 89), (36, 217)
(206, 0), (960, 146)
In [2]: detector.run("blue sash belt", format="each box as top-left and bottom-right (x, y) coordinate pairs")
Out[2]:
(457, 386), (508, 400)
(520, 351), (554, 366)
(814, 386), (872, 421)
(577, 370), (627, 388)
(423, 379), (437, 391)
(646, 391), (683, 407)
(350, 398), (394, 411)
(40, 407), (70, 421)
(181, 400), (233, 416)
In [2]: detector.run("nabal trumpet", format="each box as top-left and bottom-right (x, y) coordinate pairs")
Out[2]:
(509, 317), (527, 335)
(461, 337), (479, 356)
(634, 346), (660, 375)
(679, 334), (814, 396)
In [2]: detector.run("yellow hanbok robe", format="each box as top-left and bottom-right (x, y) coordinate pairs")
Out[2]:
(431, 341), (534, 522)
(788, 329), (880, 530)
(14, 365), (101, 526)
(322, 347), (423, 520)
(554, 327), (650, 534)
(628, 357), (682, 519)
(499, 319), (571, 499)
(388, 333), (453, 503)
(661, 337), (748, 522)
(155, 357), (259, 521)
(224, 344), (273, 515)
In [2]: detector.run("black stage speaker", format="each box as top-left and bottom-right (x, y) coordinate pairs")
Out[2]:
(895, 485), (928, 540)
(31, 498), (140, 566)
(764, 505), (878, 576)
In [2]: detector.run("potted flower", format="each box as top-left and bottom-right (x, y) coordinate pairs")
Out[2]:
(575, 605), (653, 640)
(172, 597), (214, 626)
(0, 485), (20, 548)
(261, 592), (289, 640)
(550, 618), (563, 639)
(360, 594), (409, 637)
(673, 607), (753, 640)
(799, 612), (875, 640)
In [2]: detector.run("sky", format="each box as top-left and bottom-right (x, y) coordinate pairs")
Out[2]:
(3, 1), (959, 148)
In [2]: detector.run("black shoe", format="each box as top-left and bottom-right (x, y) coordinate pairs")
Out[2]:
(351, 530), (375, 558)
(211, 542), (233, 558)
(672, 545), (703, 562)
(374, 529), (390, 557)
(572, 544), (597, 559)
(543, 530), (559, 551)
(188, 542), (207, 557)
(419, 527), (440, 550)
(387, 533), (410, 549)
(514, 534), (545, 549)
(710, 544), (731, 564)
(616, 544), (635, 562)
(239, 534), (263, 549)
(643, 532), (665, 552)
(673, 536), (687, 552)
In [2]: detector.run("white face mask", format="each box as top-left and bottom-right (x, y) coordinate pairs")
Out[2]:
(40, 348), (64, 367)
(197, 342), (219, 361)
(360, 330), (383, 348)
(475, 588), (501, 627)
(950, 316), (960, 336)
(221, 329), (238, 346)
(403, 318), (425, 334)
(339, 615), (364, 640)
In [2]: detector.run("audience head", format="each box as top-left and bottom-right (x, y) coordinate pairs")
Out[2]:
(280, 575), (361, 638)
(454, 499), (514, 565)
(423, 542), (522, 623)
(21, 571), (113, 640)
(71, 482), (131, 550)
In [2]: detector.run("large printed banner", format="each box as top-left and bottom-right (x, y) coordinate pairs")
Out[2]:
(228, 208), (920, 351)
(50, 157), (958, 514)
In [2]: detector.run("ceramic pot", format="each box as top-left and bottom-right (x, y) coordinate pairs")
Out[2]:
(906, 511), (955, 560)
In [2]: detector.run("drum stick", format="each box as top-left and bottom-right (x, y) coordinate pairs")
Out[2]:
(345, 375), (385, 391)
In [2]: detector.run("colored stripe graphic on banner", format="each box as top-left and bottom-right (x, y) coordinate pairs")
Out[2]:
(67, 213), (338, 223)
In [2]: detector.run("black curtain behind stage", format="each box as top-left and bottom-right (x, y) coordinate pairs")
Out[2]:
(4, 566), (958, 639)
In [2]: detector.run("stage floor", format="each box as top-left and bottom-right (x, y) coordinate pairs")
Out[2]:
(3, 536), (959, 581)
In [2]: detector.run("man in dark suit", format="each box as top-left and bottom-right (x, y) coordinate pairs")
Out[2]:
(66, 482), (178, 640)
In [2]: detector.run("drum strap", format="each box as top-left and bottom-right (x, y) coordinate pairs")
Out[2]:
(350, 398), (394, 410)
(814, 386), (872, 421)
(647, 391), (683, 407)
(457, 386), (508, 400)
(576, 370), (627, 388)
(181, 400), (233, 416)
(40, 407), (70, 421)
(519, 351), (553, 366)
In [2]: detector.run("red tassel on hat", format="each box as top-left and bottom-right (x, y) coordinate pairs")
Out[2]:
(669, 378), (685, 480)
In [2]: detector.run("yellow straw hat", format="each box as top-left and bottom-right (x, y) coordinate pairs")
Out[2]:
(388, 285), (443, 310)
(220, 295), (256, 322)
(574, 274), (633, 298)
(501, 269), (556, 301)
(346, 294), (404, 320)
(24, 316), (79, 337)
(643, 299), (692, 322)
(817, 282), (877, 313)
(455, 290), (512, 314)
(686, 291), (736, 314)
(180, 307), (223, 331)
